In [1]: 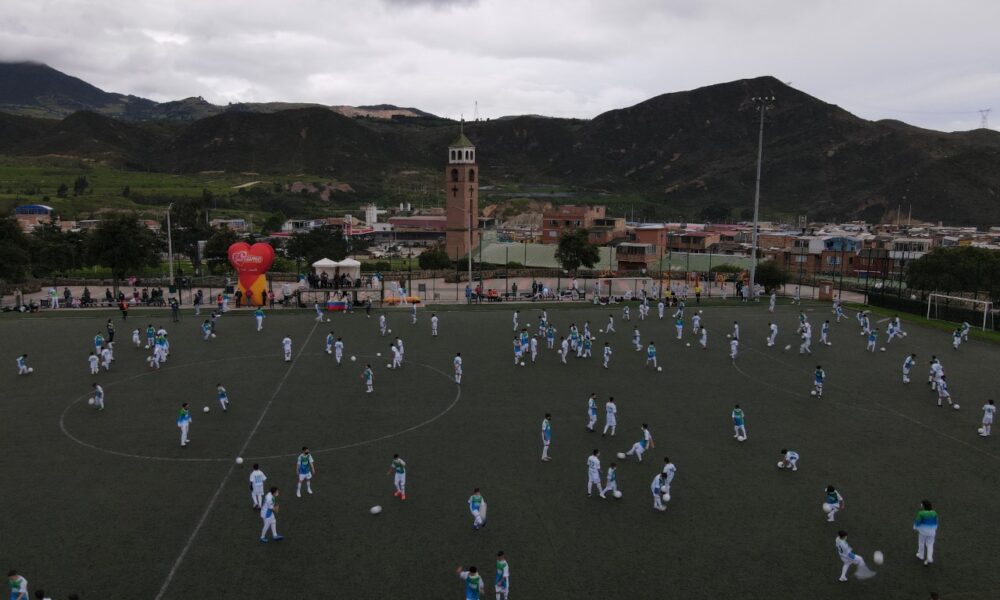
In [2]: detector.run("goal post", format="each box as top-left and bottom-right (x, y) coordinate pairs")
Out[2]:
(926, 293), (994, 331)
(595, 277), (654, 301)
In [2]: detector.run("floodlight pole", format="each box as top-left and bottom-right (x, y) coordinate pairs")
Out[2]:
(167, 202), (175, 285)
(748, 96), (774, 299)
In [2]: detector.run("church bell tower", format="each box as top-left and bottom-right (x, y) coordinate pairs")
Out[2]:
(445, 126), (479, 259)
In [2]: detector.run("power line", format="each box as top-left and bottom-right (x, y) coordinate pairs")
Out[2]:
(980, 108), (991, 129)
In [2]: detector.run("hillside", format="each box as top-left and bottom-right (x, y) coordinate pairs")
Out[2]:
(0, 64), (999, 226)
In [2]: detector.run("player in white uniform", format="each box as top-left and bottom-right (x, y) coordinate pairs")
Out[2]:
(411, 303), (417, 324)
(540, 414), (552, 461)
(314, 302), (324, 323)
(512, 310), (519, 331)
(602, 462), (618, 496)
(981, 399), (995, 436)
(936, 375), (957, 409)
(88, 352), (99, 375)
(388, 454), (407, 500)
(800, 323), (813, 355)
(928, 356), (942, 389)
(902, 354), (916, 383)
(586, 394), (599, 431)
(92, 383), (105, 411)
(379, 314), (388, 336)
(454, 353), (463, 384)
(632, 327), (641, 351)
(603, 397), (617, 436)
(334, 338), (344, 365)
(325, 331), (335, 354)
(495, 551), (510, 600)
(823, 485), (844, 522)
(778, 449), (799, 471)
(769, 292), (776, 313)
(249, 464), (267, 509)
(295, 447), (315, 497)
(281, 336), (292, 362)
(835, 530), (875, 581)
(952, 327), (963, 350)
(468, 488), (487, 530)
(391, 344), (402, 369)
(216, 384), (230, 411)
(699, 326), (708, 349)
(559, 337), (569, 364)
(729, 338), (739, 360)
(530, 336), (539, 363)
(766, 323), (778, 347)
(731, 321), (740, 341)
(820, 320), (831, 346)
(657, 300), (665, 320)
(431, 313), (439, 336)
(624, 424), (654, 462)
(661, 457), (677, 501)
(606, 314), (615, 333)
(100, 346), (113, 371)
(651, 472), (668, 511)
(16, 354), (30, 375)
(586, 449), (605, 498)
(602, 342), (612, 368)
(131, 328), (141, 347)
(259, 487), (283, 542)
(622, 305), (630, 322)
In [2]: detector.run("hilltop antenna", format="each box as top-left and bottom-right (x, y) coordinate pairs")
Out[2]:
(474, 100), (479, 122)
(980, 108), (991, 129)
(460, 114), (464, 135)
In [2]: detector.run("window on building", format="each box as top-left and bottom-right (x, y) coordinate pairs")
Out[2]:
(451, 169), (459, 182)
(468, 169), (475, 182)
(794, 255), (808, 263)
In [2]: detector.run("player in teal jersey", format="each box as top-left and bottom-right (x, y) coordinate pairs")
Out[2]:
(823, 485), (845, 522)
(732, 405), (747, 440)
(201, 320), (212, 341)
(254, 307), (265, 331)
(388, 454), (407, 500)
(216, 384), (230, 412)
(456, 566), (484, 600)
(646, 342), (657, 369)
(468, 488), (486, 530)
(913, 500), (938, 565)
(93, 332), (104, 353)
(363, 364), (374, 393)
(145, 324), (155, 348)
(545, 324), (556, 349)
(675, 316), (684, 339)
(176, 402), (191, 446)
(581, 334), (592, 358)
(295, 447), (315, 497)
(813, 366), (826, 397)
(495, 551), (510, 600)
(325, 331), (335, 354)
(540, 414), (552, 461)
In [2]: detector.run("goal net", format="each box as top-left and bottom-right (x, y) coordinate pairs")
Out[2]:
(926, 293), (994, 331)
(594, 277), (655, 301)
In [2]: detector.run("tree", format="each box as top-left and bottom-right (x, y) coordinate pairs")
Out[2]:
(121, 185), (131, 198)
(286, 227), (348, 267)
(754, 260), (788, 291)
(29, 223), (86, 277)
(418, 247), (452, 270)
(0, 217), (30, 282)
(203, 228), (242, 275)
(906, 246), (1000, 296)
(56, 183), (68, 198)
(73, 176), (89, 196)
(555, 228), (600, 274)
(168, 198), (213, 271)
(86, 214), (162, 282)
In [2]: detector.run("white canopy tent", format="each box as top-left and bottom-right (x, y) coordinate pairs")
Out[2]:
(337, 257), (362, 280)
(311, 258), (340, 278)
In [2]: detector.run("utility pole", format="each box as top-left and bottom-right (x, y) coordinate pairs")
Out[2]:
(980, 108), (991, 129)
(166, 202), (175, 286)
(748, 96), (775, 299)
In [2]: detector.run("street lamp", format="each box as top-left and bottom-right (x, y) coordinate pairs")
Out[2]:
(748, 96), (775, 300)
(166, 202), (175, 286)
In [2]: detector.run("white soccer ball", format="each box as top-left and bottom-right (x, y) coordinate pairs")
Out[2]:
(376, 352), (381, 357)
(520, 362), (525, 366)
(386, 363), (392, 368)
(370, 505), (382, 515)
(87, 397), (95, 406)
(880, 347), (886, 352)
(784, 344), (792, 351)
(726, 334), (731, 338)
(351, 356), (357, 362)
(235, 457), (244, 465)
(810, 390), (817, 396)
(873, 551), (884, 565)
(698, 310), (703, 314)
(661, 493), (671, 502)
(325, 318), (331, 322)
(326, 349), (332, 354)
(979, 427), (985, 434)
(685, 343), (690, 347)
(737, 435), (746, 442)
(657, 366), (663, 372)
(388, 329), (392, 333)
(144, 345), (150, 349)
(598, 329), (603, 333)
(612, 490), (623, 499)
(27, 367), (33, 373)
(777, 461), (785, 468)
(203, 406), (210, 413)
(616, 452), (626, 460)
(953, 404), (960, 410)
(211, 333), (217, 338)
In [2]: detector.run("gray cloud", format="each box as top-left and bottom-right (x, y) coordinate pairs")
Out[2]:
(1, 0), (997, 131)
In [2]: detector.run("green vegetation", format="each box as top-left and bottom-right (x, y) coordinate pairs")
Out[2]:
(555, 228), (600, 274)
(905, 246), (1000, 297)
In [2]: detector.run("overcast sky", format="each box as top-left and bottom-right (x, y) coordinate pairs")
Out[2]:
(2, 0), (997, 131)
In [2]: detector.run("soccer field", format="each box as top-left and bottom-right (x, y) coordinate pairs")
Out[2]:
(1, 300), (998, 599)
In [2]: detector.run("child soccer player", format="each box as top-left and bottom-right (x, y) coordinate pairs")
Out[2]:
(92, 383), (105, 411)
(202, 320), (212, 341)
(454, 353), (463, 384)
(131, 328), (141, 348)
(913, 500), (938, 565)
(541, 414), (552, 461)
(146, 324), (155, 348)
(296, 447), (315, 497)
(255, 307), (265, 331)
(624, 424), (654, 462)
(661, 457), (676, 501)
(820, 320), (831, 346)
(468, 488), (487, 530)
(952, 327), (962, 350)
(981, 399), (995, 437)
(622, 305), (630, 322)
(88, 352), (99, 375)
(431, 313), (439, 336)
(325, 331), (335, 354)
(259, 487), (283, 543)
(177, 402), (191, 446)
(603, 397), (617, 436)
(101, 346), (112, 372)
(823, 485), (845, 522)
(602, 342), (612, 368)
(495, 551), (510, 600)
(936, 375), (957, 409)
(646, 342), (657, 369)
(732, 405), (747, 440)
(814, 366), (825, 398)
(651, 472), (668, 512)
(675, 316), (684, 339)
(778, 449), (799, 471)
(700, 326), (708, 349)
(835, 531), (875, 581)
(729, 337), (739, 361)
(530, 336), (539, 363)
(866, 328), (878, 352)
(411, 303), (417, 325)
(334, 338), (344, 365)
(363, 364), (374, 393)
(559, 337), (569, 364)
(217, 384), (230, 412)
(769, 292), (776, 313)
(692, 312), (702, 335)
(249, 464), (267, 509)
(93, 332), (104, 354)
(314, 303), (324, 323)
(903, 354), (916, 383)
(546, 324), (556, 350)
(767, 323), (778, 347)
(282, 336), (292, 362)
(457, 566), (484, 599)
(800, 324), (813, 355)
(961, 321), (971, 341)
(391, 344), (402, 369)
(379, 314), (388, 336)
(16, 354), (30, 375)
(632, 327), (641, 351)
(388, 454), (407, 500)
(657, 300), (665, 320)
(586, 449), (605, 497)
(586, 394), (599, 432)
(602, 462), (618, 497)
(606, 314), (615, 333)
(732, 321), (740, 341)
(513, 338), (523, 366)
(512, 310), (519, 331)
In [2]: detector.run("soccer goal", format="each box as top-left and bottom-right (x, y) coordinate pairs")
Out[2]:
(926, 293), (994, 331)
(595, 277), (654, 301)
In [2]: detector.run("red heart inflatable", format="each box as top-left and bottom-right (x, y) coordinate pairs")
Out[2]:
(228, 242), (275, 292)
